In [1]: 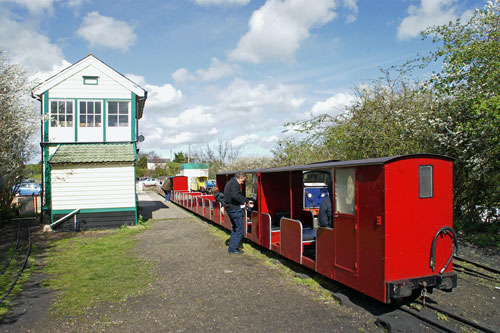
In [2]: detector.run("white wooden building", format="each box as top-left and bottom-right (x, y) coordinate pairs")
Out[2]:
(32, 54), (147, 230)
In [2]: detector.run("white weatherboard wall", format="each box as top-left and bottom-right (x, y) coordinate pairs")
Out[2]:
(51, 163), (135, 210)
(47, 65), (132, 143)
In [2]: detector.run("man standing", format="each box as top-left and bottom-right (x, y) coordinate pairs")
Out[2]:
(223, 172), (254, 254)
(161, 177), (172, 202)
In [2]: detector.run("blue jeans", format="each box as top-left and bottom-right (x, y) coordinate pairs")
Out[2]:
(227, 209), (244, 252)
(165, 191), (171, 201)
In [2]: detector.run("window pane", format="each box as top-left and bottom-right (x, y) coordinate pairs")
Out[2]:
(87, 115), (94, 127)
(119, 115), (128, 127)
(108, 115), (117, 127)
(80, 101), (86, 114)
(335, 168), (355, 215)
(95, 115), (101, 127)
(119, 102), (128, 114)
(95, 102), (101, 114)
(58, 102), (65, 114)
(419, 165), (433, 198)
(108, 102), (117, 115)
(67, 117), (73, 127)
(88, 102), (94, 114)
(66, 102), (73, 114)
(80, 115), (86, 127)
(51, 116), (56, 127)
(51, 101), (57, 114)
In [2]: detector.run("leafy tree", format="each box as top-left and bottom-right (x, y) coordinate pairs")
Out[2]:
(136, 155), (147, 169)
(173, 151), (188, 163)
(419, 0), (500, 229)
(0, 51), (38, 222)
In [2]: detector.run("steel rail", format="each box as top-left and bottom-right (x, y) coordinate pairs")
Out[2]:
(0, 220), (22, 276)
(453, 263), (500, 282)
(0, 219), (33, 304)
(415, 300), (498, 333)
(454, 255), (500, 275)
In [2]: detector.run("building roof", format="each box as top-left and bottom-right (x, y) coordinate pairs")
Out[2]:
(180, 163), (209, 170)
(48, 144), (136, 164)
(31, 54), (147, 118)
(217, 154), (453, 176)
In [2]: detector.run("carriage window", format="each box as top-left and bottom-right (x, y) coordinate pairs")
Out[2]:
(419, 165), (433, 198)
(335, 168), (355, 215)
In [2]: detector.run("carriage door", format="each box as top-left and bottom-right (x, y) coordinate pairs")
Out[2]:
(334, 168), (359, 274)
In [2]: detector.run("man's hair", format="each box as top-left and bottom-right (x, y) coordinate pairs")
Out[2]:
(235, 172), (246, 179)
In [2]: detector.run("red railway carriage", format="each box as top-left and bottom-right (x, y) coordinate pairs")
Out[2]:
(191, 154), (458, 303)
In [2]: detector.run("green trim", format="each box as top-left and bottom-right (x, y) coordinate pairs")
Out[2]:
(133, 142), (138, 225)
(103, 99), (107, 141)
(83, 76), (98, 85)
(74, 98), (78, 141)
(52, 207), (136, 215)
(43, 145), (51, 209)
(131, 93), (136, 141)
(43, 92), (49, 142)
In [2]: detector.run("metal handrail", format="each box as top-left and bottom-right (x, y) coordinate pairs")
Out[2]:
(50, 208), (80, 229)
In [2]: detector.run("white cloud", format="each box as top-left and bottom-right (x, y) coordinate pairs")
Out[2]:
(66, 0), (89, 8)
(231, 134), (259, 147)
(229, 0), (337, 64)
(342, 0), (358, 23)
(219, 78), (305, 112)
(0, 0), (54, 14)
(0, 14), (65, 73)
(172, 58), (239, 84)
(397, 0), (470, 40)
(194, 0), (250, 5)
(172, 68), (196, 84)
(196, 57), (239, 81)
(310, 92), (355, 116)
(77, 11), (136, 51)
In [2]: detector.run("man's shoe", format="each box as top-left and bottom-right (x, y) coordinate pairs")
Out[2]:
(229, 250), (244, 255)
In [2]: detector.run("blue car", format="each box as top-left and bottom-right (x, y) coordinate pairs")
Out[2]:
(15, 182), (42, 196)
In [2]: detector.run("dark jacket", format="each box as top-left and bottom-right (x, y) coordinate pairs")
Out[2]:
(223, 177), (250, 211)
(318, 196), (332, 228)
(161, 178), (172, 192)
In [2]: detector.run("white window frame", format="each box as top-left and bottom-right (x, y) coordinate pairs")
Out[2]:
(79, 100), (102, 128)
(50, 100), (74, 128)
(107, 101), (130, 127)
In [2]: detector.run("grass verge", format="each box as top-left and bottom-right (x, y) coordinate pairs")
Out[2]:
(42, 223), (156, 318)
(0, 246), (38, 319)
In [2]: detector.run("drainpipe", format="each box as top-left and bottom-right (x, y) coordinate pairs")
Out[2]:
(32, 92), (44, 226)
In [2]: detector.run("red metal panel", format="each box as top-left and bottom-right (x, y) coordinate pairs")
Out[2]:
(280, 218), (303, 264)
(222, 209), (232, 231)
(213, 203), (221, 224)
(248, 211), (260, 243)
(203, 198), (211, 220)
(260, 213), (272, 249)
(302, 257), (315, 270)
(316, 227), (334, 279)
(172, 176), (188, 191)
(384, 158), (454, 282)
(334, 214), (358, 273)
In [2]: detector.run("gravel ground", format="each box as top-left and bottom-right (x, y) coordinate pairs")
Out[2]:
(1, 191), (498, 332)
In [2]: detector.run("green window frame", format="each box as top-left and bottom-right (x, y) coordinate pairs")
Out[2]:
(50, 100), (74, 127)
(83, 76), (98, 85)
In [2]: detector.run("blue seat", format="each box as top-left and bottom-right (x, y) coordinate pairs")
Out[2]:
(302, 228), (316, 242)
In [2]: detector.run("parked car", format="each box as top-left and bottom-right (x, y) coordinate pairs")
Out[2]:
(137, 178), (157, 186)
(15, 182), (41, 196)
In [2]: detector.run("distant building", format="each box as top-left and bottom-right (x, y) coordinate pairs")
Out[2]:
(31, 54), (147, 230)
(147, 158), (170, 170)
(179, 163), (209, 191)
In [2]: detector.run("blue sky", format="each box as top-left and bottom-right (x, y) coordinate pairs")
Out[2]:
(0, 0), (484, 159)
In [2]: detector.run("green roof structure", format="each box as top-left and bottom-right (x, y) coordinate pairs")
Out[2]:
(48, 144), (135, 164)
(180, 163), (209, 170)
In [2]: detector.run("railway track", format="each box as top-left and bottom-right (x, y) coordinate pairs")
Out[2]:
(0, 217), (34, 305)
(453, 255), (500, 283)
(377, 298), (498, 333)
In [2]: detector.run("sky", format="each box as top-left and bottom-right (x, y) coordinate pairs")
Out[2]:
(0, 0), (484, 160)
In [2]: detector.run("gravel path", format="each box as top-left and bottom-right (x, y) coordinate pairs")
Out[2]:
(1, 191), (380, 332)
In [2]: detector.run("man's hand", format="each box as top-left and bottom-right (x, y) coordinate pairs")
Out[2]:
(248, 201), (254, 208)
